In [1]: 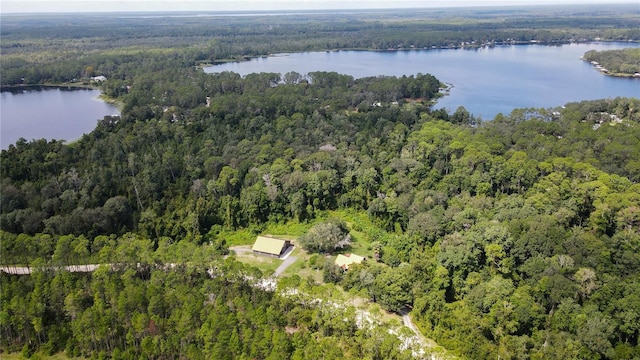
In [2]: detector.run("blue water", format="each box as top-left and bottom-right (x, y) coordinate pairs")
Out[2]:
(205, 43), (640, 120)
(2, 43), (638, 149)
(0, 87), (119, 149)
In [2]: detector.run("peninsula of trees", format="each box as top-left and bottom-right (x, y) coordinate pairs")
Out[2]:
(583, 48), (640, 77)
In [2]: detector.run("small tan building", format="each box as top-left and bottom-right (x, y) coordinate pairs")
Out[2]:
(252, 236), (291, 257)
(335, 253), (366, 270)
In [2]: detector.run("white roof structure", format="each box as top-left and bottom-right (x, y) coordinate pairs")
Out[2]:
(335, 253), (365, 270)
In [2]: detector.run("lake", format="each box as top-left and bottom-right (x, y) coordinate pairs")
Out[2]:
(0, 86), (119, 150)
(2, 43), (638, 150)
(205, 42), (640, 120)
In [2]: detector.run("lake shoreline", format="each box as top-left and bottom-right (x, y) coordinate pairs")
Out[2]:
(98, 94), (125, 111)
(1, 86), (120, 150)
(581, 62), (640, 79)
(203, 42), (640, 119)
(0, 83), (99, 92)
(596, 71), (639, 79)
(205, 40), (640, 69)
(1, 83), (124, 114)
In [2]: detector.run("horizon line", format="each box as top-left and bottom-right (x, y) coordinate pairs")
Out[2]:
(2, 1), (638, 15)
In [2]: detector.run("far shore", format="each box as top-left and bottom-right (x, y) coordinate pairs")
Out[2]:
(1, 82), (125, 110)
(1, 82), (99, 91)
(204, 39), (640, 71)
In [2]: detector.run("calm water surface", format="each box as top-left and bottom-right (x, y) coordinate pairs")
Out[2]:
(0, 87), (119, 149)
(206, 42), (640, 119)
(2, 43), (638, 150)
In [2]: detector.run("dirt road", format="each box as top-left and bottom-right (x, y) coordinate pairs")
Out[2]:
(274, 255), (297, 277)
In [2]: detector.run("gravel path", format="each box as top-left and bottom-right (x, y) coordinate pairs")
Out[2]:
(3, 246), (299, 277)
(1, 264), (106, 274)
(274, 255), (297, 277)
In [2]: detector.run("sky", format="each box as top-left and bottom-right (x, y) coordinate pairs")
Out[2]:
(2, 0), (637, 14)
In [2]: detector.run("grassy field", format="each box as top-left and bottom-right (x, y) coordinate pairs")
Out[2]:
(229, 245), (282, 274)
(279, 247), (324, 282)
(227, 209), (379, 278)
(328, 208), (377, 258)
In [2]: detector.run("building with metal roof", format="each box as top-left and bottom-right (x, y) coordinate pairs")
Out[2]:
(335, 253), (366, 270)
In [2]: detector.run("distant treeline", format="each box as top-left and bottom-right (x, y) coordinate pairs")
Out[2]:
(2, 4), (639, 86)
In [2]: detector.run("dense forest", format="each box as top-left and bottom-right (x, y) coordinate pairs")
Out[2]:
(2, 257), (422, 360)
(2, 5), (640, 360)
